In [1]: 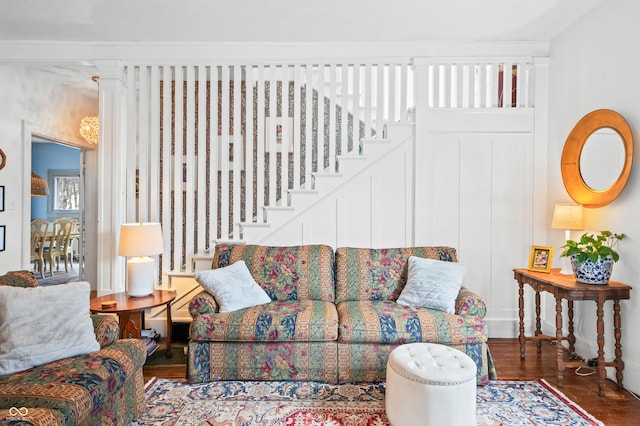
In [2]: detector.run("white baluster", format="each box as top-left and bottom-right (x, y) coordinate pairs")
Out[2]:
(246, 65), (255, 221)
(232, 65), (242, 237)
(220, 65), (230, 239)
(173, 66), (184, 270)
(209, 65), (219, 240)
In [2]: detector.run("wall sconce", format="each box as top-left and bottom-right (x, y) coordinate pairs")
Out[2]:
(31, 172), (49, 196)
(551, 203), (584, 274)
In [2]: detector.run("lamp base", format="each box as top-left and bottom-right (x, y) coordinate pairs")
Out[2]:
(559, 256), (574, 275)
(126, 256), (155, 297)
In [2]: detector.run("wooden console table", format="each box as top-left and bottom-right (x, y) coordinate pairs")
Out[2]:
(513, 268), (631, 396)
(90, 290), (176, 358)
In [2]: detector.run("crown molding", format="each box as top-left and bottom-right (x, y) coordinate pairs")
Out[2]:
(0, 40), (549, 63)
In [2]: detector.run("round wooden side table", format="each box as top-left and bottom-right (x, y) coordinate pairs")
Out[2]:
(90, 290), (176, 358)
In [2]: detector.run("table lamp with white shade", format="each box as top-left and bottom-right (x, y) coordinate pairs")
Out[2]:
(551, 203), (584, 275)
(118, 222), (163, 297)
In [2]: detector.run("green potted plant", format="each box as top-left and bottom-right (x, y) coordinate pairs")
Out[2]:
(560, 231), (624, 284)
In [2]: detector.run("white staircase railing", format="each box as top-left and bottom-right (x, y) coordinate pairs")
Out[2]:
(124, 60), (413, 274)
(123, 56), (534, 276)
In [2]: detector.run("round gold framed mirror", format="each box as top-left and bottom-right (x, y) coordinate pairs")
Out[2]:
(561, 109), (633, 207)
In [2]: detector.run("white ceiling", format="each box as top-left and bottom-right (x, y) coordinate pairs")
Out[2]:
(0, 0), (603, 43)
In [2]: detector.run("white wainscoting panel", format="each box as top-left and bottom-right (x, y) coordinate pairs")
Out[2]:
(416, 110), (536, 337)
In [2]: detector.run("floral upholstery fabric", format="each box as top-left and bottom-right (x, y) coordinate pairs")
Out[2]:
(455, 286), (487, 317)
(334, 246), (458, 303)
(337, 341), (495, 385)
(0, 315), (146, 426)
(188, 244), (496, 386)
(188, 341), (338, 383)
(212, 244), (335, 302)
(0, 270), (39, 288)
(190, 300), (339, 343)
(91, 314), (120, 348)
(336, 299), (487, 345)
(188, 291), (218, 317)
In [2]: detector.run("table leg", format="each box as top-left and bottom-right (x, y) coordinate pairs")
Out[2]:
(165, 301), (173, 358)
(596, 296), (606, 396)
(518, 281), (525, 359)
(119, 311), (143, 339)
(613, 299), (624, 389)
(535, 290), (542, 353)
(568, 300), (575, 353)
(555, 296), (564, 388)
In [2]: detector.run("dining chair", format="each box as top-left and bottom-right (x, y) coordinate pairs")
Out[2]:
(30, 219), (49, 279)
(47, 218), (74, 276)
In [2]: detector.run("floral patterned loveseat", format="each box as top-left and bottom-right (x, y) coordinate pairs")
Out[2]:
(187, 244), (496, 385)
(0, 314), (146, 425)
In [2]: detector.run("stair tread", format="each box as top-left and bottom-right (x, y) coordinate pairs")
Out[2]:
(264, 205), (295, 211)
(239, 222), (270, 228)
(313, 172), (343, 178)
(288, 189), (319, 194)
(362, 138), (392, 143)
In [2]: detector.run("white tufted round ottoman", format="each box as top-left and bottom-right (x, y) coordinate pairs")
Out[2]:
(385, 343), (477, 426)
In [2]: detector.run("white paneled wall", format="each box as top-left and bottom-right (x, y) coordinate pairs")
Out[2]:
(415, 109), (538, 337)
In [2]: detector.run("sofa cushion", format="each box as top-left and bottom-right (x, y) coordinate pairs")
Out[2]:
(195, 260), (272, 312)
(213, 244), (335, 302)
(0, 281), (100, 375)
(336, 300), (487, 345)
(190, 300), (339, 343)
(334, 246), (458, 303)
(397, 256), (465, 314)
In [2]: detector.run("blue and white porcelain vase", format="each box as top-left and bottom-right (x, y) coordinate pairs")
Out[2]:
(570, 254), (614, 285)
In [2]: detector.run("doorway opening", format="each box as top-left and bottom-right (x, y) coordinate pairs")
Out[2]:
(31, 136), (86, 285)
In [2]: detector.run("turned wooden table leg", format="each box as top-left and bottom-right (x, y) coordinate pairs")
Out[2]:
(556, 296), (564, 388)
(165, 301), (173, 358)
(535, 290), (542, 353)
(613, 299), (624, 388)
(518, 281), (526, 359)
(567, 300), (575, 353)
(596, 296), (606, 396)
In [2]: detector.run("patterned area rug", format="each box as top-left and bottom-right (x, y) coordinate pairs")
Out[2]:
(133, 378), (603, 425)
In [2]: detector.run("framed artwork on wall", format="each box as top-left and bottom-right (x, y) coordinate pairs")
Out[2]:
(528, 245), (553, 273)
(265, 116), (294, 153)
(0, 225), (5, 251)
(0, 186), (4, 211)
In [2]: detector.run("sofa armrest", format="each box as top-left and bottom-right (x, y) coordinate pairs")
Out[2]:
(189, 291), (219, 317)
(91, 314), (120, 348)
(455, 287), (487, 318)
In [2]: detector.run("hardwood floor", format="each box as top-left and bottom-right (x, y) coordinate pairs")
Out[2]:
(489, 338), (640, 425)
(143, 338), (640, 425)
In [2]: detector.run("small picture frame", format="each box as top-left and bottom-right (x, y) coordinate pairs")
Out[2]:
(528, 245), (554, 273)
(265, 116), (294, 153)
(0, 225), (5, 251)
(0, 186), (4, 212)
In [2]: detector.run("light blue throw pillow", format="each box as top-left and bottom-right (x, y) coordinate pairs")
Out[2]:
(396, 256), (465, 314)
(195, 260), (272, 312)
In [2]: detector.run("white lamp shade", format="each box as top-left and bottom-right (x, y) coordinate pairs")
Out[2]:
(551, 204), (584, 231)
(118, 223), (163, 256)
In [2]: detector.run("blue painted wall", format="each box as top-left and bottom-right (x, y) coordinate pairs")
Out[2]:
(31, 142), (80, 220)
